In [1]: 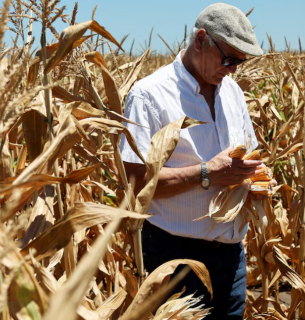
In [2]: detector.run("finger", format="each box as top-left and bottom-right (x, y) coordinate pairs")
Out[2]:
(231, 167), (256, 176)
(232, 158), (262, 168)
(231, 175), (247, 184)
(223, 146), (234, 155)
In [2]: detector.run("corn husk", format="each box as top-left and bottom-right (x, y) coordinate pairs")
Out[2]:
(250, 181), (273, 196)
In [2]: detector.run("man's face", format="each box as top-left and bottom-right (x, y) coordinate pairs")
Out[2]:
(196, 31), (247, 85)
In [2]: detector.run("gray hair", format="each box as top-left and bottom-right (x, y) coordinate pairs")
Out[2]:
(187, 27), (224, 48)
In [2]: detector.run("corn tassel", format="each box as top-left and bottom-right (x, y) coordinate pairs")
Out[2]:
(243, 149), (263, 160)
(251, 167), (273, 182)
(229, 145), (247, 159)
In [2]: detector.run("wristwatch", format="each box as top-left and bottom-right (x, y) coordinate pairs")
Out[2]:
(201, 162), (211, 190)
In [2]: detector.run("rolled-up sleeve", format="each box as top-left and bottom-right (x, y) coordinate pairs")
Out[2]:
(120, 87), (161, 164)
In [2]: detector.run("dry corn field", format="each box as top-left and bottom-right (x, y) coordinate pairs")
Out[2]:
(0, 1), (305, 319)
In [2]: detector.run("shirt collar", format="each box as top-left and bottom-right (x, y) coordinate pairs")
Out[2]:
(173, 50), (223, 96)
(173, 50), (201, 95)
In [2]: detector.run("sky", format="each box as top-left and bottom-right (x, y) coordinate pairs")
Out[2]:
(4, 0), (305, 54)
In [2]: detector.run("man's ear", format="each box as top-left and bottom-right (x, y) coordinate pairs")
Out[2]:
(194, 28), (207, 52)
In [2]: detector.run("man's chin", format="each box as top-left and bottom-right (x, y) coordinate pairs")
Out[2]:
(212, 77), (224, 85)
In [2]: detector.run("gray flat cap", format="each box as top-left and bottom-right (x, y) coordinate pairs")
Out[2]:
(195, 3), (263, 56)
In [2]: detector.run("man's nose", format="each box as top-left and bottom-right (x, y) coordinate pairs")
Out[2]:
(226, 64), (238, 74)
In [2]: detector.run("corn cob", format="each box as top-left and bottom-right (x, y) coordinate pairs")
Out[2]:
(251, 167), (273, 182)
(250, 181), (273, 196)
(229, 145), (247, 159)
(243, 149), (263, 160)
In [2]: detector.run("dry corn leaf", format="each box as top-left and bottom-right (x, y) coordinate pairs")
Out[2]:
(278, 244), (300, 263)
(82, 180), (115, 197)
(45, 20), (123, 73)
(126, 259), (212, 315)
(71, 101), (104, 119)
(251, 199), (268, 233)
(42, 219), (121, 320)
(15, 144), (27, 175)
(287, 289), (302, 320)
(269, 105), (284, 124)
(1, 187), (39, 222)
(273, 246), (305, 299)
(80, 183), (94, 202)
(27, 36), (91, 86)
(275, 138), (303, 160)
(21, 109), (48, 162)
(153, 287), (186, 316)
(86, 242), (110, 275)
(85, 51), (107, 69)
(291, 82), (300, 109)
(21, 185), (55, 247)
(0, 163), (102, 198)
(53, 85), (140, 126)
(86, 51), (122, 116)
(13, 116), (75, 184)
(209, 185), (249, 223)
(21, 203), (151, 260)
(77, 288), (127, 320)
(125, 269), (138, 298)
(31, 255), (59, 295)
(247, 267), (261, 286)
(119, 49), (149, 99)
(132, 116), (205, 230)
(120, 267), (191, 320)
(80, 118), (146, 165)
(153, 293), (210, 320)
(47, 249), (64, 271)
(97, 288), (127, 319)
(271, 184), (298, 196)
(52, 85), (83, 103)
(0, 136), (13, 181)
(0, 228), (49, 319)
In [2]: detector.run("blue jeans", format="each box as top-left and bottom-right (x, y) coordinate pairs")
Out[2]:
(142, 221), (247, 319)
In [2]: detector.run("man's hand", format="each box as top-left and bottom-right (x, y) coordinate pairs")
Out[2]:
(206, 147), (262, 186)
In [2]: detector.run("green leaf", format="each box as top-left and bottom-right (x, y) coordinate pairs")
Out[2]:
(104, 196), (117, 207)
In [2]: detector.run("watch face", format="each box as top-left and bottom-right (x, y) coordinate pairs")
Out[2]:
(201, 179), (210, 188)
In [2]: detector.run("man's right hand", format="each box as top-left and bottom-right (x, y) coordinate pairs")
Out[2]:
(206, 147), (262, 186)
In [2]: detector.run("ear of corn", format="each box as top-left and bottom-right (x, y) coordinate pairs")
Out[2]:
(229, 145), (247, 159)
(251, 167), (273, 182)
(250, 181), (273, 196)
(243, 149), (263, 160)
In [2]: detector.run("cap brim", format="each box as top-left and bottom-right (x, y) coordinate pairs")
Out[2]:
(208, 31), (264, 57)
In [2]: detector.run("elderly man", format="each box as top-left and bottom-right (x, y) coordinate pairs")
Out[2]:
(120, 3), (263, 319)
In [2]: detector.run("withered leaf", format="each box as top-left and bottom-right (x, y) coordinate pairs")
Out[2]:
(21, 203), (150, 260)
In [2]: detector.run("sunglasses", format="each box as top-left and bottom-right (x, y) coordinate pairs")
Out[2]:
(209, 35), (248, 67)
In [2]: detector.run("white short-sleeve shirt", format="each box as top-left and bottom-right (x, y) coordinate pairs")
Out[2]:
(120, 50), (258, 243)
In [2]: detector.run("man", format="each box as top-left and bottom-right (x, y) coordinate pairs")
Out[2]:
(120, 3), (263, 319)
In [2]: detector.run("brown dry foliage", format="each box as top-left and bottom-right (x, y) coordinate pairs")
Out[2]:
(0, 1), (305, 320)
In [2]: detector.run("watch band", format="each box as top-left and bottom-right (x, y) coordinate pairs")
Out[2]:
(201, 162), (208, 179)
(201, 162), (211, 190)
